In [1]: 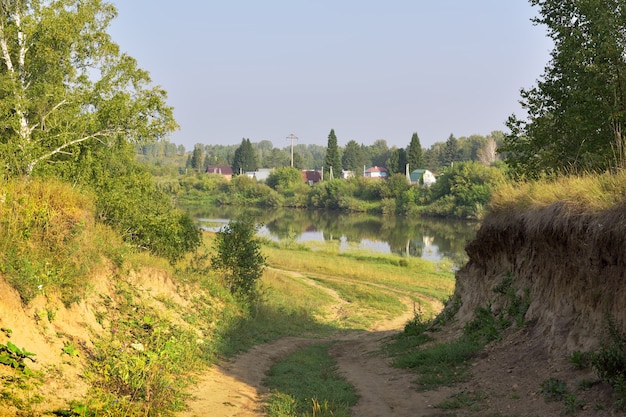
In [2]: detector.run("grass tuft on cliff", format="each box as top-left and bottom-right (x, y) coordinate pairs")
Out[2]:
(490, 170), (626, 212)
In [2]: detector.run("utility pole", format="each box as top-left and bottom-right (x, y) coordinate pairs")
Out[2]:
(287, 133), (298, 167)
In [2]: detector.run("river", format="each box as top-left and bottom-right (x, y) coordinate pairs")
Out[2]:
(188, 205), (479, 269)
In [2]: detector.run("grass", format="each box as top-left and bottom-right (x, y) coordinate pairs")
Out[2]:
(263, 241), (455, 317)
(0, 177), (458, 416)
(491, 170), (626, 212)
(263, 343), (359, 417)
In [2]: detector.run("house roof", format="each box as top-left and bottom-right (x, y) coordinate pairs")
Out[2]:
(206, 165), (233, 175)
(364, 166), (388, 173)
(302, 170), (322, 182)
(409, 169), (426, 182)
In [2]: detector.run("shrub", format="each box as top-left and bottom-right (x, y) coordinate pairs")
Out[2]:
(211, 218), (267, 302)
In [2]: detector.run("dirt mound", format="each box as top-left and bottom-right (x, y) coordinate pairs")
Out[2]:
(453, 201), (626, 357)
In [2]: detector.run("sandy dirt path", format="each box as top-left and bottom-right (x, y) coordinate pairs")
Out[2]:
(177, 268), (452, 417)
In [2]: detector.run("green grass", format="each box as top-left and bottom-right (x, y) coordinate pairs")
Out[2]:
(263, 343), (359, 417)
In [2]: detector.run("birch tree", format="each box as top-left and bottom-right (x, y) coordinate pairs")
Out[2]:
(0, 0), (177, 176)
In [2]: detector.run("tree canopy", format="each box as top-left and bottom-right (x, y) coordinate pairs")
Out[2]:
(502, 0), (626, 176)
(0, 0), (177, 176)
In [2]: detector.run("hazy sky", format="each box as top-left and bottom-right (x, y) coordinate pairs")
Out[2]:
(108, 1), (553, 150)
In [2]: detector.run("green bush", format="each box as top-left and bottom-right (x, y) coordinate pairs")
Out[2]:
(211, 218), (267, 302)
(425, 161), (505, 219)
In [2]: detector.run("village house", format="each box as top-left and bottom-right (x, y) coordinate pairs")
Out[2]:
(363, 166), (389, 179)
(408, 169), (437, 186)
(206, 165), (233, 181)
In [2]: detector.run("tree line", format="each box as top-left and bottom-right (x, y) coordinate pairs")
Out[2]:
(138, 130), (505, 176)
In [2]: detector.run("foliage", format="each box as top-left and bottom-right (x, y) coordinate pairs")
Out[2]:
(539, 378), (569, 401)
(232, 138), (258, 175)
(0, 340), (36, 372)
(341, 139), (365, 172)
(92, 150), (201, 264)
(407, 132), (424, 169)
(323, 129), (342, 178)
(266, 166), (303, 191)
(0, 0), (176, 177)
(264, 343), (358, 417)
(83, 281), (208, 417)
(425, 161), (505, 219)
(211, 218), (267, 302)
(591, 316), (626, 407)
(0, 178), (104, 303)
(502, 0), (626, 176)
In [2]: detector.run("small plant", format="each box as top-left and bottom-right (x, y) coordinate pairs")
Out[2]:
(62, 341), (80, 357)
(539, 377), (568, 401)
(568, 351), (592, 370)
(0, 341), (36, 372)
(562, 393), (586, 415)
(591, 316), (626, 410)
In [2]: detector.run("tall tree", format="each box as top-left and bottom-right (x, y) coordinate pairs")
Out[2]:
(190, 143), (203, 172)
(406, 132), (424, 170)
(502, 0), (626, 176)
(232, 138), (257, 174)
(387, 147), (407, 174)
(0, 0), (177, 176)
(323, 129), (342, 179)
(367, 139), (390, 167)
(441, 134), (460, 166)
(341, 139), (364, 172)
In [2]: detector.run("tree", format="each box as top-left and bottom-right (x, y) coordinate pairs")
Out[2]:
(502, 0), (626, 176)
(406, 132), (424, 170)
(190, 143), (204, 172)
(441, 134), (460, 166)
(0, 0), (177, 176)
(386, 147), (407, 174)
(477, 136), (499, 165)
(341, 140), (364, 172)
(232, 138), (257, 174)
(366, 139), (390, 167)
(266, 166), (302, 190)
(324, 129), (342, 179)
(211, 218), (266, 302)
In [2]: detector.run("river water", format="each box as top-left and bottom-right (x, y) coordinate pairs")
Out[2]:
(189, 205), (479, 268)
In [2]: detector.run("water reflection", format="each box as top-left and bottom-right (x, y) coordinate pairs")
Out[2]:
(189, 206), (479, 267)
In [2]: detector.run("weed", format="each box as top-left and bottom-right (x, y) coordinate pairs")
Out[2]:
(62, 342), (79, 357)
(591, 316), (626, 410)
(539, 377), (568, 401)
(0, 341), (36, 373)
(568, 351), (592, 369)
(562, 393), (586, 415)
(0, 328), (12, 337)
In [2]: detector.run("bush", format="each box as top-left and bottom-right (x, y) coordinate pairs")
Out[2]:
(425, 162), (505, 219)
(95, 166), (201, 264)
(211, 218), (267, 302)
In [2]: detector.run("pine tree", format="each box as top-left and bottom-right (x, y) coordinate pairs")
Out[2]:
(324, 129), (342, 179)
(407, 132), (424, 170)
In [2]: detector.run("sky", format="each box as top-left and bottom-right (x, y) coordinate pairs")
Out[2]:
(108, 1), (553, 151)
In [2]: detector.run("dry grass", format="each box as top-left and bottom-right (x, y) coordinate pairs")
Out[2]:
(491, 170), (626, 213)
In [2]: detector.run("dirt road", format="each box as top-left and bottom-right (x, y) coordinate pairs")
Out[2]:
(177, 269), (453, 417)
